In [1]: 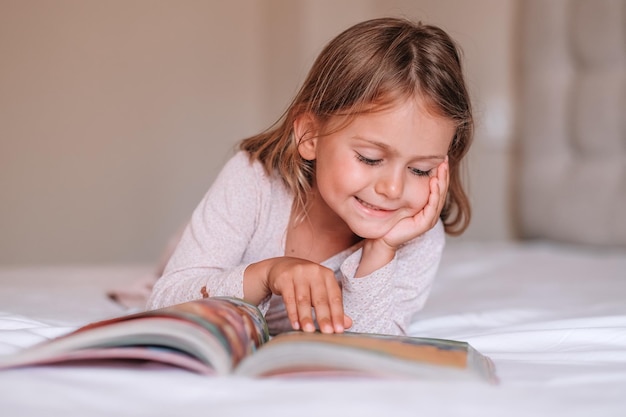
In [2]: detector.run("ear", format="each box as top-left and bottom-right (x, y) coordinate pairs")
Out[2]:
(293, 113), (319, 161)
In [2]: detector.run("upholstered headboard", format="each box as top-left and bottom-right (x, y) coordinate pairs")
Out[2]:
(515, 0), (626, 246)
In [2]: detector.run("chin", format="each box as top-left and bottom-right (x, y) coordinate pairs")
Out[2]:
(348, 224), (392, 241)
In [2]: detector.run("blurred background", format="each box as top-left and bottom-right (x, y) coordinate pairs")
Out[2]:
(0, 0), (517, 265)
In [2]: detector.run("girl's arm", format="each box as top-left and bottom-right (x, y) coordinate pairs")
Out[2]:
(341, 220), (446, 335)
(148, 152), (349, 333)
(337, 158), (447, 334)
(146, 152), (269, 311)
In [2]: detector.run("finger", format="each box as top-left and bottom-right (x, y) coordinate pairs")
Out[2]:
(293, 280), (316, 332)
(438, 157), (449, 192)
(343, 314), (353, 329)
(419, 176), (440, 227)
(324, 277), (346, 333)
(435, 158), (449, 215)
(310, 282), (333, 334)
(279, 281), (301, 330)
(421, 158), (449, 228)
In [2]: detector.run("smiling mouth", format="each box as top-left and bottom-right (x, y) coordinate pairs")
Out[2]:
(355, 197), (393, 212)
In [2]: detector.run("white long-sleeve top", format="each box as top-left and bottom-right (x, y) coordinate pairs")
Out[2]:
(147, 151), (445, 335)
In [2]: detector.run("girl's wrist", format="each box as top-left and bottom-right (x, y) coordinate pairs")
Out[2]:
(243, 259), (272, 304)
(355, 239), (397, 278)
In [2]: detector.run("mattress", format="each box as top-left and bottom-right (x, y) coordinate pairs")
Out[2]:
(1, 241), (625, 416)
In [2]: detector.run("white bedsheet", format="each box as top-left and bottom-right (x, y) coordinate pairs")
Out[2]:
(1, 241), (625, 417)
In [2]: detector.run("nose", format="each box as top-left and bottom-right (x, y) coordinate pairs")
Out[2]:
(374, 167), (404, 200)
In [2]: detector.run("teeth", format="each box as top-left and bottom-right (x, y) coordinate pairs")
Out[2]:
(357, 197), (383, 211)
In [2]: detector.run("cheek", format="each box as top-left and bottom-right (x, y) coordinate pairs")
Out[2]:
(406, 180), (431, 211)
(318, 156), (364, 188)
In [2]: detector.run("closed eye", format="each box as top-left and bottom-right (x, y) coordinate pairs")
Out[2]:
(355, 152), (382, 166)
(410, 167), (432, 177)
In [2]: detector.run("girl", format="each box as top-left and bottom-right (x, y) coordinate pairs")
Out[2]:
(147, 17), (473, 336)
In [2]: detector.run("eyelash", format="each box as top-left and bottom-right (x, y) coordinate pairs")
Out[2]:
(355, 153), (381, 166)
(355, 153), (432, 177)
(410, 168), (432, 177)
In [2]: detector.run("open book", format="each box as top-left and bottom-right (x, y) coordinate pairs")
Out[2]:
(0, 297), (497, 383)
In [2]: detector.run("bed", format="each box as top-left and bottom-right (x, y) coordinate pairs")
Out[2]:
(1, 242), (625, 416)
(1, 1), (625, 415)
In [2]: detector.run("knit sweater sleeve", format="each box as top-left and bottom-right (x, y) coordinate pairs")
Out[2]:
(146, 152), (270, 312)
(339, 220), (445, 335)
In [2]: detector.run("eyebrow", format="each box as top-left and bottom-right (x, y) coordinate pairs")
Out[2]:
(353, 137), (447, 161)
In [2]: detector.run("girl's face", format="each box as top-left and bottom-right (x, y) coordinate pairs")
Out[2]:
(297, 97), (455, 239)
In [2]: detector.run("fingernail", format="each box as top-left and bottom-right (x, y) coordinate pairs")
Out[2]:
(292, 321), (300, 330)
(304, 323), (315, 332)
(334, 324), (344, 333)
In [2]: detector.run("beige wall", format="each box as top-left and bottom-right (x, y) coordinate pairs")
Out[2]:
(0, 0), (516, 265)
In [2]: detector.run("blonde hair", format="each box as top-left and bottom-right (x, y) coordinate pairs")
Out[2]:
(240, 17), (473, 235)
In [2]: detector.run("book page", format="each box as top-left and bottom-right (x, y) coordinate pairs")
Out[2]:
(236, 331), (497, 383)
(265, 332), (469, 368)
(1, 297), (270, 374)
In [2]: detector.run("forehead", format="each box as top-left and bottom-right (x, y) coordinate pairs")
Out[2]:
(322, 94), (452, 131)
(340, 97), (454, 133)
(320, 97), (455, 156)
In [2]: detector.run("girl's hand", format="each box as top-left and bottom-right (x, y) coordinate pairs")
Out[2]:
(383, 157), (449, 248)
(245, 257), (352, 334)
(355, 158), (449, 278)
